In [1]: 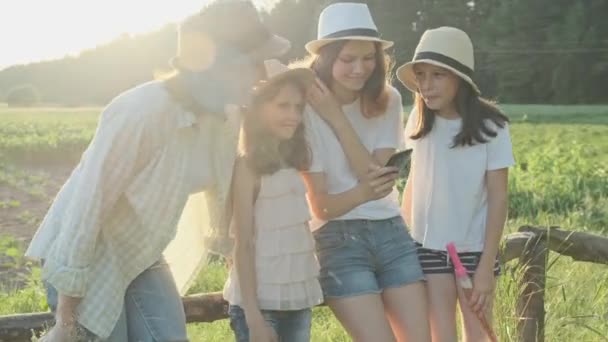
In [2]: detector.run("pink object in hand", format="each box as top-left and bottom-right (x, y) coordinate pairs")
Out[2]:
(447, 243), (469, 279)
(446, 243), (498, 342)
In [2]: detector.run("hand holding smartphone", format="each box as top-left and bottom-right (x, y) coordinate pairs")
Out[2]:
(384, 149), (412, 178)
(385, 149), (412, 168)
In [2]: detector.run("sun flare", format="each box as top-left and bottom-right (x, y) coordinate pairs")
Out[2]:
(0, 0), (278, 69)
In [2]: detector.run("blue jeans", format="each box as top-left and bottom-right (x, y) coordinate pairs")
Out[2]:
(313, 216), (425, 298)
(228, 305), (312, 342)
(45, 258), (188, 342)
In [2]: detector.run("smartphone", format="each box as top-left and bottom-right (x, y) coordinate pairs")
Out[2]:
(385, 149), (413, 169)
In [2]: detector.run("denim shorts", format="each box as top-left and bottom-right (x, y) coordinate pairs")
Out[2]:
(313, 216), (425, 298)
(228, 305), (312, 342)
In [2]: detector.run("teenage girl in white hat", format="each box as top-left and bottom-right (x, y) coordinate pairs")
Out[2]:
(303, 3), (431, 341)
(398, 26), (515, 341)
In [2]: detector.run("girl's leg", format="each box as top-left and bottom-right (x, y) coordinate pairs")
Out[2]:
(457, 285), (495, 342)
(426, 274), (459, 342)
(381, 282), (430, 342)
(275, 308), (312, 342)
(374, 217), (430, 341)
(314, 220), (396, 341)
(327, 294), (396, 342)
(124, 258), (189, 342)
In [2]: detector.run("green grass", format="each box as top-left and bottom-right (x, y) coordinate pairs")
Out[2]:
(1, 105), (607, 341)
(500, 104), (608, 125)
(0, 107), (99, 164)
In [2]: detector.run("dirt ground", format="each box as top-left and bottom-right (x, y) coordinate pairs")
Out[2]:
(0, 163), (74, 243)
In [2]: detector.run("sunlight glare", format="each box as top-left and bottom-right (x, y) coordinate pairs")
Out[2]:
(0, 0), (279, 69)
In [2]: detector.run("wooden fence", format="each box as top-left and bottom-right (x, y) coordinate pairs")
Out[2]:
(1, 226), (607, 342)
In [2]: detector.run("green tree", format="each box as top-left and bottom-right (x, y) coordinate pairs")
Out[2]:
(5, 84), (40, 107)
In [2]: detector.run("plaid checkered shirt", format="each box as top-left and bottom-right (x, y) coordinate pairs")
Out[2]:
(25, 80), (239, 339)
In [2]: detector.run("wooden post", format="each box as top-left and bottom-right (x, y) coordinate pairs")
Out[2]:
(501, 231), (537, 263)
(516, 231), (548, 342)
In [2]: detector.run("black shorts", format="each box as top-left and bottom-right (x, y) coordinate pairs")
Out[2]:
(415, 243), (501, 276)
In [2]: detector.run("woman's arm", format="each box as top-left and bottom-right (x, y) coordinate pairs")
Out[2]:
(302, 167), (398, 221)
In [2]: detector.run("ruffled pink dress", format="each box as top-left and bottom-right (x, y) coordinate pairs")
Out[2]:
(223, 168), (323, 310)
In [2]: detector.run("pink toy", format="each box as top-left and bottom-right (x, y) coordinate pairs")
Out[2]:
(446, 243), (498, 342)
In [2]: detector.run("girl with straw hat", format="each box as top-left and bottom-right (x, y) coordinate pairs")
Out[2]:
(301, 3), (431, 341)
(397, 26), (515, 341)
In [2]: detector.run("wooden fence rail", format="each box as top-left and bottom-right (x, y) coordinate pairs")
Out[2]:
(1, 226), (607, 342)
(0, 292), (228, 342)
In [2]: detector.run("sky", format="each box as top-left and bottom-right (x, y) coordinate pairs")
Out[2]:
(0, 0), (278, 70)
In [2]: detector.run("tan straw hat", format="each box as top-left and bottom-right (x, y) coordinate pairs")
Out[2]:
(254, 59), (314, 94)
(173, 1), (291, 70)
(397, 27), (481, 95)
(305, 2), (393, 55)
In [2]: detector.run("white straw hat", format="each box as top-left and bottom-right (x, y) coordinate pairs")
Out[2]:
(397, 26), (481, 95)
(305, 2), (393, 54)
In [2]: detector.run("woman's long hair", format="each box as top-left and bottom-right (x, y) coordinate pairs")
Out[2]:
(411, 79), (509, 147)
(239, 78), (311, 176)
(302, 40), (393, 118)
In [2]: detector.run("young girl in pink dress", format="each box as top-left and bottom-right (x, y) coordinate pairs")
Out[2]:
(223, 60), (323, 342)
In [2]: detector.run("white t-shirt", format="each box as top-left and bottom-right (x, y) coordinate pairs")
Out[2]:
(305, 86), (404, 231)
(404, 109), (515, 252)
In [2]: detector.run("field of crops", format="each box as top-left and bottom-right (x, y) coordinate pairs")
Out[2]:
(0, 105), (607, 341)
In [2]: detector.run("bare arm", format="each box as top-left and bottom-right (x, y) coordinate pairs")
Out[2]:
(302, 168), (397, 221)
(230, 159), (260, 318)
(469, 168), (509, 314)
(480, 168), (509, 267)
(307, 79), (396, 179)
(324, 114), (393, 177)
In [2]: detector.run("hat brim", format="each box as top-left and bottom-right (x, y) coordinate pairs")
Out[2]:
(247, 34), (292, 61)
(169, 34), (291, 69)
(396, 59), (481, 95)
(305, 36), (393, 54)
(254, 68), (315, 95)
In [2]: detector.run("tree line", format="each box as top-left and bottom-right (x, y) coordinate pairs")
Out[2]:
(1, 0), (607, 106)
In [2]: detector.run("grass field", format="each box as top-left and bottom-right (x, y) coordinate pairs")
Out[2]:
(1, 104), (607, 341)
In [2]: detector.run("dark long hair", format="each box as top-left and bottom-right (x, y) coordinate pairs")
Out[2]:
(411, 79), (509, 147)
(239, 79), (311, 176)
(304, 40), (393, 118)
